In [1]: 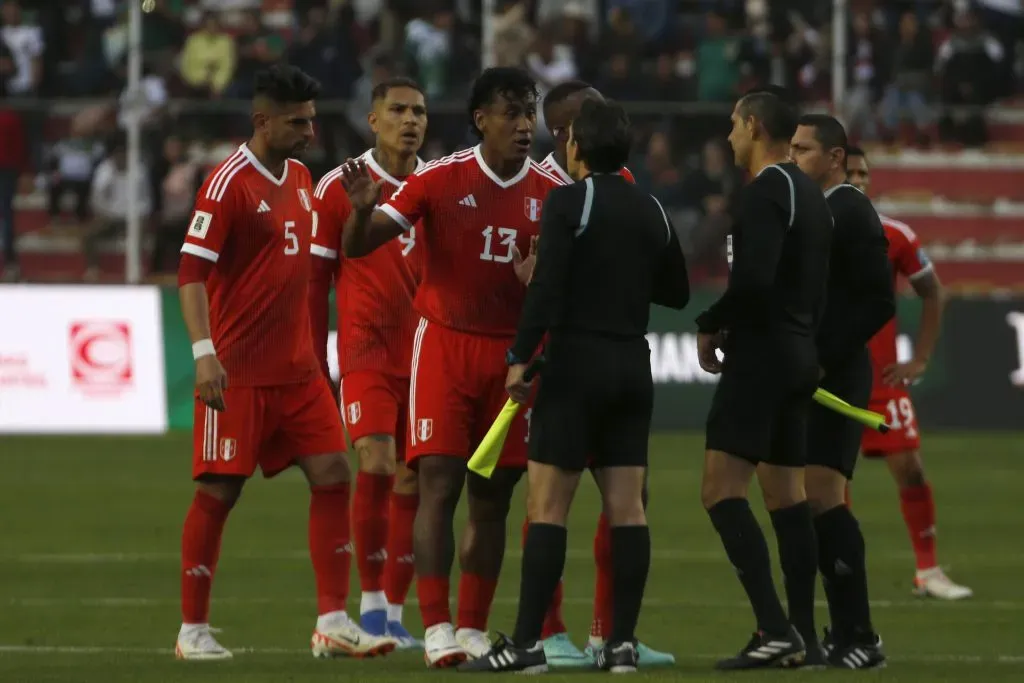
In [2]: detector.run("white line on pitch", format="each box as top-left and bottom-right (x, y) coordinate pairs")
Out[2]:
(0, 644), (1019, 665)
(4, 596), (1023, 611)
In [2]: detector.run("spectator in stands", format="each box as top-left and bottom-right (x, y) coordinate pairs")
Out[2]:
(404, 8), (453, 99)
(936, 6), (1005, 147)
(46, 119), (105, 225)
(289, 5), (358, 98)
(879, 11), (934, 146)
(150, 136), (202, 275)
(598, 51), (645, 100)
(0, 0), (44, 97)
(525, 24), (578, 95)
(83, 138), (151, 282)
(697, 11), (740, 102)
(492, 0), (535, 68)
(179, 12), (236, 98)
(0, 31), (14, 95)
(633, 130), (686, 208)
(844, 10), (887, 142)
(0, 106), (24, 282)
(227, 10), (284, 99)
(681, 137), (737, 273)
(644, 50), (693, 101)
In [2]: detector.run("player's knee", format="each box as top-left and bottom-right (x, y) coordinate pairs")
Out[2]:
(355, 435), (397, 476)
(299, 451), (351, 487)
(393, 463), (418, 495)
(197, 477), (244, 507)
(417, 457), (464, 511)
(603, 494), (646, 527)
(467, 470), (520, 523)
(889, 451), (927, 489)
(701, 473), (744, 510)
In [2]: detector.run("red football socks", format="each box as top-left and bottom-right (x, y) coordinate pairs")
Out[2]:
(417, 575), (451, 628)
(383, 492), (418, 608)
(181, 490), (231, 624)
(590, 513), (613, 639)
(309, 483), (352, 615)
(900, 483), (938, 570)
(353, 472), (393, 592)
(520, 517), (568, 638)
(457, 573), (498, 632)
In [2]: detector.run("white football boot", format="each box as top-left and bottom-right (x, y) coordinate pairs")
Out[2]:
(455, 627), (493, 659)
(913, 567), (973, 600)
(175, 624), (232, 661)
(423, 622), (468, 668)
(311, 610), (398, 658)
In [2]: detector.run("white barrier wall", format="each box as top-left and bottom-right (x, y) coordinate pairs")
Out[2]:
(0, 286), (168, 434)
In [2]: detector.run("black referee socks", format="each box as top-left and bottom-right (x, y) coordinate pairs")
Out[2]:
(770, 502), (819, 646)
(512, 523), (567, 646)
(708, 498), (791, 635)
(610, 525), (651, 645)
(815, 504), (875, 643)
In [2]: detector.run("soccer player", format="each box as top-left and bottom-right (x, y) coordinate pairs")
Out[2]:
(174, 65), (396, 660)
(531, 79), (674, 669)
(308, 77), (428, 648)
(789, 115), (895, 669)
(340, 67), (563, 668)
(696, 90), (832, 670)
(847, 146), (973, 600)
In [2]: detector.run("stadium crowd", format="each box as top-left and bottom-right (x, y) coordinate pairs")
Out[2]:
(0, 0), (1021, 281)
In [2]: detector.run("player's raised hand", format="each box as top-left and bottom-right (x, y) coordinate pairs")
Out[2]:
(512, 238), (538, 285)
(196, 355), (228, 412)
(339, 157), (384, 212)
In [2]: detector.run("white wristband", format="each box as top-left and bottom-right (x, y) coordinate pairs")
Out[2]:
(192, 339), (216, 360)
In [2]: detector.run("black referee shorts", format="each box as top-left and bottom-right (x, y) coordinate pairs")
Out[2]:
(705, 333), (818, 467)
(530, 334), (652, 472)
(806, 349), (873, 480)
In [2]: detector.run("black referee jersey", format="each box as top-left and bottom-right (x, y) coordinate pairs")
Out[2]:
(699, 162), (833, 466)
(806, 182), (895, 479)
(509, 172), (690, 471)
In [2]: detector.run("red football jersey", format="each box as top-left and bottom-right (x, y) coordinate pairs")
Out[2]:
(179, 144), (320, 386)
(867, 214), (934, 396)
(379, 145), (563, 336)
(537, 152), (635, 184)
(311, 150), (424, 377)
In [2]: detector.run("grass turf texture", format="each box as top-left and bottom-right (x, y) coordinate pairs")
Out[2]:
(0, 432), (1021, 682)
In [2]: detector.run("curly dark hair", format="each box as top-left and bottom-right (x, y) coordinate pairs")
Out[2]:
(467, 67), (538, 137)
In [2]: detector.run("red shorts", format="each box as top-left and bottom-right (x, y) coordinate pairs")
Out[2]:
(192, 377), (346, 479)
(407, 318), (531, 468)
(340, 370), (410, 460)
(861, 390), (922, 456)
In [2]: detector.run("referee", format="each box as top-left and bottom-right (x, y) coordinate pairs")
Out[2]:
(695, 89), (832, 670)
(789, 114), (894, 669)
(459, 100), (690, 674)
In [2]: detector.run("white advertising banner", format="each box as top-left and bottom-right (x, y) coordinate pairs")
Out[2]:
(0, 286), (168, 434)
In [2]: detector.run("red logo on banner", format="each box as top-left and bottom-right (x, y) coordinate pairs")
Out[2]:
(69, 321), (134, 395)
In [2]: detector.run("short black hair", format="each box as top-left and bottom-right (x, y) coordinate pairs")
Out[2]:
(798, 113), (849, 153)
(542, 79), (593, 120)
(736, 88), (798, 143)
(467, 67), (538, 137)
(371, 77), (424, 103)
(571, 99), (631, 174)
(846, 144), (867, 161)
(253, 64), (321, 104)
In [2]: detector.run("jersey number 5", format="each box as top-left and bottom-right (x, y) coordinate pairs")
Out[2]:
(480, 226), (517, 263)
(284, 221), (299, 255)
(398, 227), (416, 256)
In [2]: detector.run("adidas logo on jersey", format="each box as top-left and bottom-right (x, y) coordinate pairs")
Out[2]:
(459, 194), (478, 207)
(257, 200), (271, 213)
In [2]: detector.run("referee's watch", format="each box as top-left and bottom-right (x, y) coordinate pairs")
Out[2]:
(506, 349), (525, 366)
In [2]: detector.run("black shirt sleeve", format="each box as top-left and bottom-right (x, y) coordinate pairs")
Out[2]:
(511, 186), (576, 361)
(818, 194), (896, 372)
(695, 172), (790, 333)
(652, 212), (690, 310)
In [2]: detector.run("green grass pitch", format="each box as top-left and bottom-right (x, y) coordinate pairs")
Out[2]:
(0, 432), (1021, 682)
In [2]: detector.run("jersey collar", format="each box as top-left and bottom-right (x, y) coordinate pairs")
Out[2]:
(473, 144), (531, 189)
(240, 143), (288, 186)
(360, 149), (424, 186)
(541, 152), (573, 184)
